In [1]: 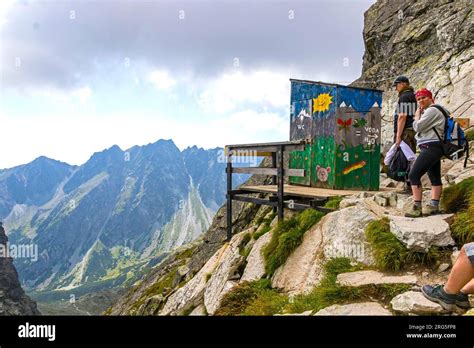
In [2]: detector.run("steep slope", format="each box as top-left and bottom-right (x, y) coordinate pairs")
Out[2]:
(0, 223), (40, 315)
(351, 0), (473, 146)
(2, 140), (245, 294)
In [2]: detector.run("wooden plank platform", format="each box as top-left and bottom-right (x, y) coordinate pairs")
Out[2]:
(241, 185), (397, 199)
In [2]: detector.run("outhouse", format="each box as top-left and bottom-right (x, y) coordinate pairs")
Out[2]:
(288, 79), (383, 190)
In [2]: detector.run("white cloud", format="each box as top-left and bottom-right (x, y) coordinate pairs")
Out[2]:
(148, 70), (176, 91)
(71, 86), (92, 103)
(0, 0), (15, 27)
(0, 107), (289, 168)
(197, 70), (291, 113)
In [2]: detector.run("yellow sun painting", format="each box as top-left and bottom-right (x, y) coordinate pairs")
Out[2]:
(312, 93), (333, 113)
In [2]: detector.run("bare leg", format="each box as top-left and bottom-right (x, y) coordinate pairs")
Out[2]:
(411, 185), (422, 201)
(444, 246), (474, 294)
(460, 279), (474, 295)
(431, 185), (442, 201)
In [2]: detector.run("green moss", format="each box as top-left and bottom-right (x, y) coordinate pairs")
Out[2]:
(451, 210), (474, 246)
(205, 273), (212, 282)
(465, 129), (474, 142)
(285, 258), (411, 314)
(215, 279), (287, 316)
(324, 196), (343, 210)
(441, 177), (474, 213)
(253, 224), (271, 240)
(263, 210), (324, 277)
(365, 218), (443, 271)
(176, 245), (197, 261)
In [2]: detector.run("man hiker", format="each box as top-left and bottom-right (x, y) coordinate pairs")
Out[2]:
(405, 88), (446, 218)
(392, 76), (417, 192)
(422, 242), (474, 311)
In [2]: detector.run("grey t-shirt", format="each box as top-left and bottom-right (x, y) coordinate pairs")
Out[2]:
(413, 104), (447, 146)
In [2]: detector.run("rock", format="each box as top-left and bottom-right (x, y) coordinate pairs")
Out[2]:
(140, 295), (164, 315)
(159, 240), (230, 315)
(464, 308), (474, 316)
(272, 203), (378, 294)
(274, 310), (312, 316)
(451, 250), (460, 266)
(336, 270), (418, 287)
(177, 265), (190, 278)
(437, 263), (450, 273)
(314, 302), (392, 316)
(241, 231), (272, 282)
(373, 195), (388, 207)
(380, 177), (397, 188)
(0, 224), (41, 315)
(189, 304), (207, 316)
(204, 232), (247, 315)
(390, 291), (448, 314)
(389, 214), (455, 252)
(421, 271), (429, 278)
(339, 198), (360, 209)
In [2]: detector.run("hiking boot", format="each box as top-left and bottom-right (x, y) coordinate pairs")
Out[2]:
(455, 292), (471, 309)
(421, 284), (456, 311)
(423, 204), (442, 216)
(404, 204), (422, 218)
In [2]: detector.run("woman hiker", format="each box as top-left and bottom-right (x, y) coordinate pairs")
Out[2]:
(405, 88), (448, 218)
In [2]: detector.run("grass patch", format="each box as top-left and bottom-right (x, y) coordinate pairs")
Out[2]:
(263, 209), (324, 277)
(465, 128), (474, 142)
(441, 177), (474, 213)
(324, 196), (343, 210)
(253, 212), (276, 240)
(441, 177), (474, 247)
(215, 279), (288, 316)
(365, 218), (443, 271)
(285, 258), (411, 314)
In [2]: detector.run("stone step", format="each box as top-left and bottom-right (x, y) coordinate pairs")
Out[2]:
(314, 302), (392, 316)
(336, 270), (418, 287)
(390, 291), (449, 315)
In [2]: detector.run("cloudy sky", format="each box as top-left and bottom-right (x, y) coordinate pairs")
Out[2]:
(0, 0), (375, 168)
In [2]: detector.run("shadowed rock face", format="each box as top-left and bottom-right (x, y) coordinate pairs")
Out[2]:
(0, 223), (40, 315)
(352, 0), (473, 150)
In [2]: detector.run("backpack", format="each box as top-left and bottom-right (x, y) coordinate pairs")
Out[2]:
(388, 147), (410, 182)
(430, 104), (470, 167)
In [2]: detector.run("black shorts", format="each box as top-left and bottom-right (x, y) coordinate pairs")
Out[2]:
(408, 141), (444, 186)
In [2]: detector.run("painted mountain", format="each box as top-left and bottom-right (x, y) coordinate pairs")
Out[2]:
(0, 139), (247, 296)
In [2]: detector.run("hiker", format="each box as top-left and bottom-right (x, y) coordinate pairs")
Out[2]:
(422, 242), (474, 311)
(392, 76), (417, 192)
(405, 88), (447, 218)
(393, 75), (417, 153)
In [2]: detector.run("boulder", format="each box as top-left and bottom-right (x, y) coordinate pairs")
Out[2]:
(390, 291), (448, 314)
(314, 302), (392, 316)
(159, 240), (230, 315)
(274, 310), (312, 316)
(272, 203), (378, 294)
(241, 231), (272, 282)
(389, 215), (455, 252)
(204, 232), (247, 315)
(189, 304), (207, 316)
(336, 270), (418, 287)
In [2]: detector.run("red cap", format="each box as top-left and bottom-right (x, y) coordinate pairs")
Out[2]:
(415, 88), (434, 102)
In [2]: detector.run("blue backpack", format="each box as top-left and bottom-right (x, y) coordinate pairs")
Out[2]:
(431, 104), (470, 167)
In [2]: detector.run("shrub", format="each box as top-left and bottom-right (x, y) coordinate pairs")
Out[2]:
(263, 209), (324, 277)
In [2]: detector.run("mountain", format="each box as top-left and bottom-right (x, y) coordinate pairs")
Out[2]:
(1, 140), (247, 297)
(0, 222), (40, 315)
(351, 0), (473, 148)
(108, 0), (474, 316)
